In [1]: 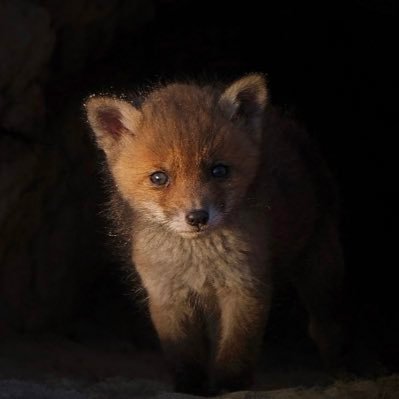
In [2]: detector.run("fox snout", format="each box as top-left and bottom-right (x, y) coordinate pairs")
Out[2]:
(185, 209), (209, 228)
(166, 204), (224, 237)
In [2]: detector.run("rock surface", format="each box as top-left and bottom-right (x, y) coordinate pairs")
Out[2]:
(0, 375), (398, 399)
(0, 0), (154, 334)
(0, 0), (54, 133)
(0, 0), (153, 133)
(0, 334), (397, 399)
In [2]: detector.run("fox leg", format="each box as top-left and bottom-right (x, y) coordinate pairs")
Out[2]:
(148, 294), (209, 395)
(210, 288), (271, 394)
(292, 221), (346, 369)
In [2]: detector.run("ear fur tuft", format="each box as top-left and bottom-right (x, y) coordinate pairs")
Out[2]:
(219, 74), (268, 139)
(85, 96), (142, 152)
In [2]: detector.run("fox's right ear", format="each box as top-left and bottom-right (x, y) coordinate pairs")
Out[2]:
(84, 96), (142, 154)
(219, 74), (268, 142)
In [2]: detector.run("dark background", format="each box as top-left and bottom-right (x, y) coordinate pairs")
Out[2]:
(0, 0), (397, 385)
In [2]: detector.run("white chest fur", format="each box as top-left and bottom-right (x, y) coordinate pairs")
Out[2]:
(133, 225), (269, 303)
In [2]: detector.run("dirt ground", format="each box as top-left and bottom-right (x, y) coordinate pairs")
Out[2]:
(0, 334), (398, 399)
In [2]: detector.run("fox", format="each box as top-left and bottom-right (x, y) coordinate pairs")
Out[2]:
(85, 74), (345, 396)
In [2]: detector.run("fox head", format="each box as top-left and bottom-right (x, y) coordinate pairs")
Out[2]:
(85, 74), (268, 237)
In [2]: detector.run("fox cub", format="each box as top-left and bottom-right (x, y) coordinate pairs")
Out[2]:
(85, 74), (345, 395)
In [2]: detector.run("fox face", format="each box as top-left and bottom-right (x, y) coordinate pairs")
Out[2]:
(86, 75), (268, 237)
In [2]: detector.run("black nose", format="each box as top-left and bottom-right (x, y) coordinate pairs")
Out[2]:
(186, 209), (209, 227)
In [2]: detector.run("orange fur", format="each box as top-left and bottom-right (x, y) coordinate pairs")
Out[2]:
(85, 74), (345, 395)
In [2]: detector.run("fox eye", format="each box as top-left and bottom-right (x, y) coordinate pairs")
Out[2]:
(211, 164), (229, 178)
(150, 171), (169, 186)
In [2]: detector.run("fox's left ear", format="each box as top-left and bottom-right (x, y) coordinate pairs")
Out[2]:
(219, 74), (268, 140)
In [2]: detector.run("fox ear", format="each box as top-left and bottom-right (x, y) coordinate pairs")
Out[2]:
(219, 74), (268, 140)
(84, 96), (142, 153)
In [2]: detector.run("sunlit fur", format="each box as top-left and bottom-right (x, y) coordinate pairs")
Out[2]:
(86, 75), (345, 395)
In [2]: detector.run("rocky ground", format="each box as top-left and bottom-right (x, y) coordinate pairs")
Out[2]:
(0, 335), (398, 399)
